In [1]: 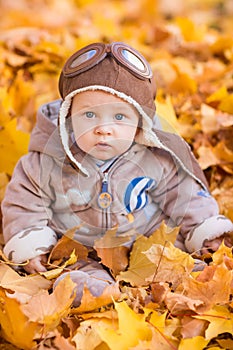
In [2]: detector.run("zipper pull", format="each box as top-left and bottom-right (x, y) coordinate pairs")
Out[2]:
(97, 172), (113, 209)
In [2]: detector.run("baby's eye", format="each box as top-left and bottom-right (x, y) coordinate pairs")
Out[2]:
(115, 114), (124, 121)
(85, 111), (95, 118)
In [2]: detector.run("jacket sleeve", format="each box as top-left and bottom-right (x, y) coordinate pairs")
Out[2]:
(1, 152), (58, 263)
(150, 151), (233, 253)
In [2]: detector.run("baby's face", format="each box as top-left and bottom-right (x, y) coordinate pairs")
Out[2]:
(71, 90), (139, 160)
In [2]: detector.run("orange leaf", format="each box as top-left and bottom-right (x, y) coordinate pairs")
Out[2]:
(0, 288), (39, 349)
(73, 282), (121, 314)
(94, 226), (132, 276)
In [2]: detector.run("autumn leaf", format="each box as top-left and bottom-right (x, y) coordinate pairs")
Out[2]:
(97, 301), (152, 350)
(178, 336), (209, 350)
(0, 262), (52, 295)
(0, 288), (40, 350)
(72, 318), (115, 350)
(197, 142), (233, 173)
(194, 305), (233, 340)
(21, 275), (76, 330)
(0, 172), (9, 202)
(0, 118), (30, 175)
(167, 263), (232, 314)
(117, 222), (180, 286)
(144, 241), (194, 288)
(180, 316), (208, 339)
(211, 241), (233, 266)
(175, 17), (205, 42)
(94, 226), (132, 276)
(48, 226), (88, 265)
(73, 282), (121, 314)
(156, 95), (180, 133)
(51, 329), (77, 350)
(40, 249), (79, 280)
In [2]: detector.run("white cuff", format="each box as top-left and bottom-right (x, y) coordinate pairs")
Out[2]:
(185, 215), (233, 253)
(3, 226), (58, 263)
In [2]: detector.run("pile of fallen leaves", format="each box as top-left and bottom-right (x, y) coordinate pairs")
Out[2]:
(0, 0), (233, 349)
(0, 222), (233, 350)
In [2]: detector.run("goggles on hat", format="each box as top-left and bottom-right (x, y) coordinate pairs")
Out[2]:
(62, 42), (152, 81)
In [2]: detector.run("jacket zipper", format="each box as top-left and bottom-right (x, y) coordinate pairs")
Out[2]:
(98, 171), (112, 230)
(97, 153), (131, 231)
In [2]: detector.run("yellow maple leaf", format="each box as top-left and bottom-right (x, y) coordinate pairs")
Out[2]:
(0, 288), (40, 350)
(72, 318), (114, 350)
(129, 309), (177, 350)
(117, 222), (179, 286)
(178, 336), (209, 350)
(0, 118), (30, 175)
(194, 305), (233, 340)
(97, 301), (151, 350)
(144, 241), (194, 288)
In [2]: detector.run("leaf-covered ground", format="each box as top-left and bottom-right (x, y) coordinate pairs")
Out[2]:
(0, 0), (233, 349)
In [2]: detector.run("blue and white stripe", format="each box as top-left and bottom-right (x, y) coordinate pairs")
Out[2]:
(124, 177), (156, 213)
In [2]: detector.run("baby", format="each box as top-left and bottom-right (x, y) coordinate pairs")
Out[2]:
(2, 42), (233, 305)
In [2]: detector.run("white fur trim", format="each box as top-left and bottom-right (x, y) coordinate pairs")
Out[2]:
(185, 215), (233, 253)
(3, 226), (58, 263)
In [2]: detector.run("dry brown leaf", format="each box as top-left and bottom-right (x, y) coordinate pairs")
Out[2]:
(53, 329), (77, 350)
(48, 226), (88, 265)
(164, 291), (204, 314)
(94, 226), (132, 276)
(180, 316), (208, 338)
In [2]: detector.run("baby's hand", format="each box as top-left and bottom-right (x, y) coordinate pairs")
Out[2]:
(202, 233), (232, 255)
(23, 254), (48, 274)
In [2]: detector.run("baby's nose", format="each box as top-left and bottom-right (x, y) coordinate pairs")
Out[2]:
(94, 123), (113, 135)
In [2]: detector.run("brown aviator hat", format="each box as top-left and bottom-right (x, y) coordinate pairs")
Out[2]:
(58, 42), (156, 117)
(58, 42), (162, 176)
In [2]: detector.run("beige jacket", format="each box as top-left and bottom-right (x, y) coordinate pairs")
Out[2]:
(2, 99), (233, 263)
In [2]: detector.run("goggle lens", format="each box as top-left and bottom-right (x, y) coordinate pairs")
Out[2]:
(70, 49), (97, 68)
(121, 49), (145, 72)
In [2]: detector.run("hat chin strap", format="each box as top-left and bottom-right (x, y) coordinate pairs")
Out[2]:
(59, 85), (162, 176)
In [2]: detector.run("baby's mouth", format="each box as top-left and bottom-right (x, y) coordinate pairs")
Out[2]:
(96, 141), (111, 147)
